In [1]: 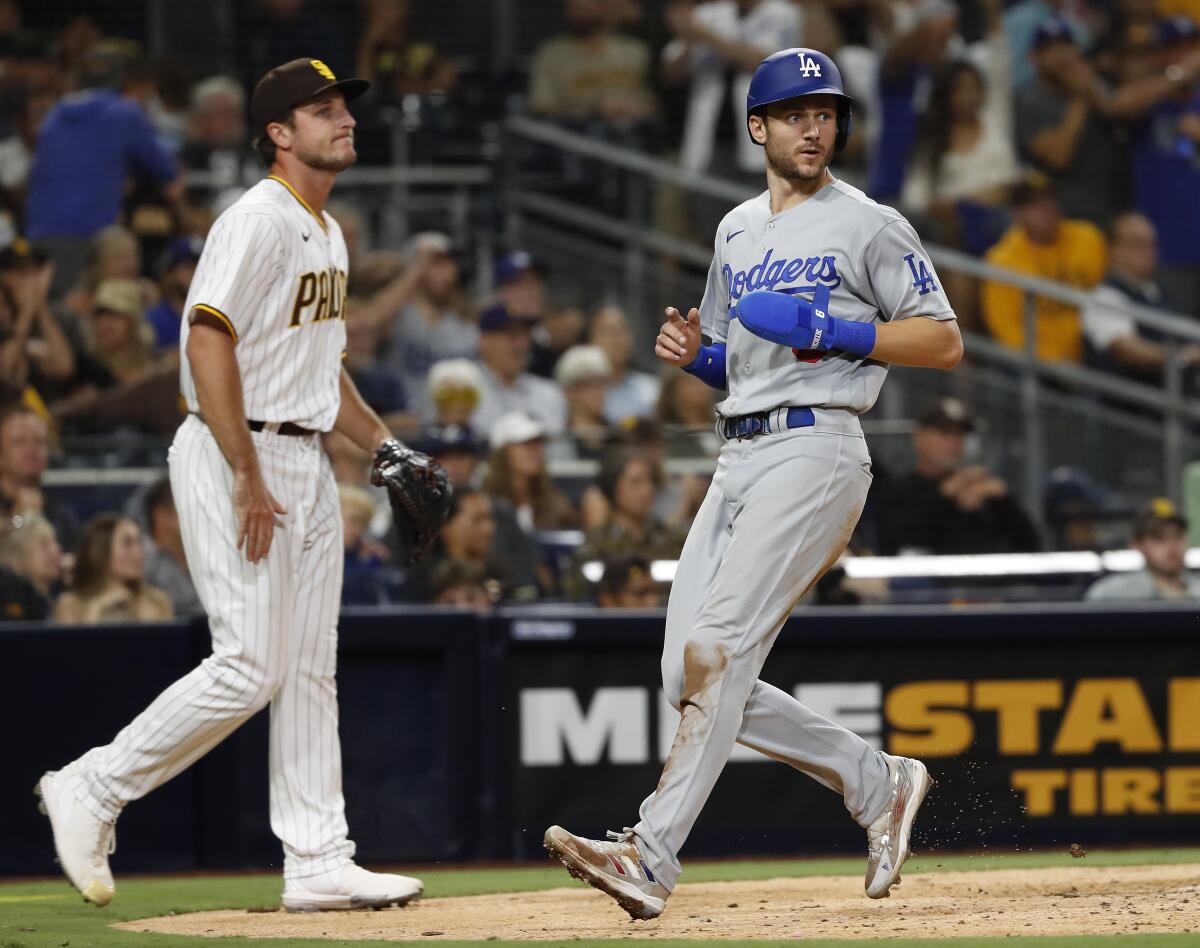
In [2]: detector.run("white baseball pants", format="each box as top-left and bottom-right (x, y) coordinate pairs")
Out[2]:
(62, 414), (355, 880)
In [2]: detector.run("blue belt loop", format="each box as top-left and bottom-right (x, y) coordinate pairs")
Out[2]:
(722, 406), (815, 440)
(786, 406), (816, 429)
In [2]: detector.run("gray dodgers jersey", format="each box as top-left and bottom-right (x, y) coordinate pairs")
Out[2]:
(699, 178), (956, 416)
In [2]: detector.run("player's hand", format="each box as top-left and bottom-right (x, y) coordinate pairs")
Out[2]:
(234, 467), (288, 564)
(655, 307), (701, 365)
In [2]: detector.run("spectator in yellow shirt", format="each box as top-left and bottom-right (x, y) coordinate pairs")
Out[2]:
(982, 177), (1107, 362)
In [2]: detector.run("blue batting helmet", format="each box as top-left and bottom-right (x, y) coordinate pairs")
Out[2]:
(746, 48), (854, 152)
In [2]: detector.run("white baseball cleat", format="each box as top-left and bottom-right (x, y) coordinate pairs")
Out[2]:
(864, 755), (931, 899)
(282, 863), (423, 912)
(544, 825), (670, 920)
(35, 771), (117, 907)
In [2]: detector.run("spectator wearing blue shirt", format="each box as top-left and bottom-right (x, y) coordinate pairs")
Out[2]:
(868, 0), (961, 202)
(25, 49), (180, 293)
(144, 235), (201, 351)
(1131, 16), (1200, 311)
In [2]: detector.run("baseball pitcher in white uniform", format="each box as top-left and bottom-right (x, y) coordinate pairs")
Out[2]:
(36, 59), (426, 912)
(546, 48), (963, 920)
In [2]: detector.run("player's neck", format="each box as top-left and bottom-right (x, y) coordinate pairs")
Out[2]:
(766, 167), (833, 216)
(269, 162), (336, 217)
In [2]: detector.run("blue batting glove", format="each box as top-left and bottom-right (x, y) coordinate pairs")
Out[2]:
(733, 285), (876, 358)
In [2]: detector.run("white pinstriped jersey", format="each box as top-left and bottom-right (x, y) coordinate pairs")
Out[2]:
(180, 175), (349, 431)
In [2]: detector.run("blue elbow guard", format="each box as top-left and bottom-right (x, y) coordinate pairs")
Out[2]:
(682, 342), (727, 389)
(735, 287), (876, 358)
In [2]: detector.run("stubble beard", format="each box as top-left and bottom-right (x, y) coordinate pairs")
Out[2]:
(764, 135), (828, 183)
(295, 139), (357, 173)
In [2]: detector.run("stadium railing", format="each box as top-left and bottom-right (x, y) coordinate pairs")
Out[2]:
(501, 115), (1200, 517)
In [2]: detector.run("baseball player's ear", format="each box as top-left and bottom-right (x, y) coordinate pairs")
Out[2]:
(267, 121), (292, 151)
(748, 114), (767, 146)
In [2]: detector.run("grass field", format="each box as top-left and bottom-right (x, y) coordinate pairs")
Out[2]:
(1, 848), (1197, 948)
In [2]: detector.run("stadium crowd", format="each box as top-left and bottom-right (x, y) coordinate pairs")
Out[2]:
(0, 0), (1198, 621)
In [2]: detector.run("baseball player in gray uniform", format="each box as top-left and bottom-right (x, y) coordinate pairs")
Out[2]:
(35, 59), (424, 912)
(546, 48), (962, 920)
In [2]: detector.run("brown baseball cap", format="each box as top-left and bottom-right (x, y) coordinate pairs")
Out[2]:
(916, 397), (975, 432)
(1133, 497), (1188, 537)
(250, 58), (370, 129)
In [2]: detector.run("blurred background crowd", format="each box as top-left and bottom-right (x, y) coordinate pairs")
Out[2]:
(1, 0), (1199, 624)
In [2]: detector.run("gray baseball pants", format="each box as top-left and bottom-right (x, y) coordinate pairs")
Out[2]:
(633, 409), (891, 891)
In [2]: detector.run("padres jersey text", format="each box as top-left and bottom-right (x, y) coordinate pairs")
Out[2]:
(180, 175), (349, 430)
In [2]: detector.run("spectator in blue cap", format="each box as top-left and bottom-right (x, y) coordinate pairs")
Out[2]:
(144, 235), (202, 352)
(472, 302), (567, 438)
(1003, 0), (1091, 90)
(494, 249), (586, 380)
(418, 423), (484, 491)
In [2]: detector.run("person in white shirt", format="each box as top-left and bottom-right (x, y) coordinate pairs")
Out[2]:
(1086, 498), (1200, 602)
(1082, 211), (1200, 381)
(472, 303), (567, 438)
(900, 0), (1018, 223)
(589, 304), (661, 425)
(662, 0), (802, 173)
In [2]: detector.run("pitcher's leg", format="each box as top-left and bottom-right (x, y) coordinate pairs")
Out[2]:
(271, 460), (355, 881)
(62, 419), (292, 822)
(635, 433), (871, 889)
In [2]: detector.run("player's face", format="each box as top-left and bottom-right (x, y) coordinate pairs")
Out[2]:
(288, 92), (357, 173)
(757, 95), (838, 182)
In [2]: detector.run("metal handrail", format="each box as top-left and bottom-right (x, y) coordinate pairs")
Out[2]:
(509, 182), (1200, 421)
(505, 115), (1200, 343)
(506, 114), (753, 204)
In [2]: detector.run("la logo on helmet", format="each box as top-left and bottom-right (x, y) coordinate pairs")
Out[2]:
(796, 53), (822, 77)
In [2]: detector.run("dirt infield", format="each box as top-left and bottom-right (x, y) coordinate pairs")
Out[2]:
(115, 863), (1200, 941)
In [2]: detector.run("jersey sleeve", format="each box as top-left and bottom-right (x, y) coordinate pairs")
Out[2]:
(188, 210), (284, 340)
(698, 230), (731, 343)
(863, 219), (956, 323)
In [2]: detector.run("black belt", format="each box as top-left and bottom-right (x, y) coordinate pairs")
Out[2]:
(720, 406), (816, 440)
(247, 419), (316, 437)
(191, 413), (315, 437)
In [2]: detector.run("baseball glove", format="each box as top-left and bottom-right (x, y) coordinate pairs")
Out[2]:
(370, 439), (453, 565)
